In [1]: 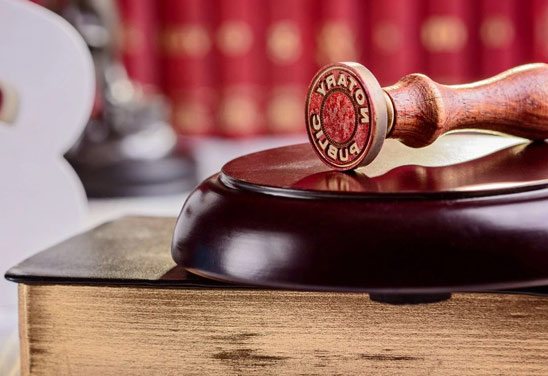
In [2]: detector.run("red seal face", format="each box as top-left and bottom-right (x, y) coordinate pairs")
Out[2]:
(306, 63), (379, 170)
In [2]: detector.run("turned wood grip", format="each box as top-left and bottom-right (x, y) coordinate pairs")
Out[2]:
(384, 63), (548, 148)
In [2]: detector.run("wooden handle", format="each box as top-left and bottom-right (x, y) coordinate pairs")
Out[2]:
(384, 63), (548, 148)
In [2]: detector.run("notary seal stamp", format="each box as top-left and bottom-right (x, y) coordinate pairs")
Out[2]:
(305, 62), (387, 170)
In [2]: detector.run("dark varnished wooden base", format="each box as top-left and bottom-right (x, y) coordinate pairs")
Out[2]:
(172, 136), (548, 295)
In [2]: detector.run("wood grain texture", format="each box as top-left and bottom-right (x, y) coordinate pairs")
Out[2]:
(385, 63), (548, 147)
(19, 284), (548, 375)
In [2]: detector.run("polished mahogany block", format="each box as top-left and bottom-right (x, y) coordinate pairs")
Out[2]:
(306, 62), (548, 170)
(172, 135), (548, 294)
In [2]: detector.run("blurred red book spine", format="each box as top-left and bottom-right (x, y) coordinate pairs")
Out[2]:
(367, 0), (425, 86)
(158, 0), (217, 136)
(315, 0), (362, 67)
(117, 0), (159, 88)
(479, 0), (533, 78)
(421, 0), (480, 84)
(264, 0), (314, 134)
(215, 0), (267, 137)
(532, 0), (548, 63)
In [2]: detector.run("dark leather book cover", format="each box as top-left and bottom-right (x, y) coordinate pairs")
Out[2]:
(4, 216), (232, 288)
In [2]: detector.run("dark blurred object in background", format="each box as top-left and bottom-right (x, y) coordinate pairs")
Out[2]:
(36, 0), (197, 197)
(114, 0), (546, 138)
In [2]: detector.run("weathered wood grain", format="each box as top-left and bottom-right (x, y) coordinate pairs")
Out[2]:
(19, 284), (548, 375)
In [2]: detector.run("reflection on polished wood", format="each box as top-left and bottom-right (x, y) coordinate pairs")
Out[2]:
(295, 141), (548, 195)
(222, 134), (548, 197)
